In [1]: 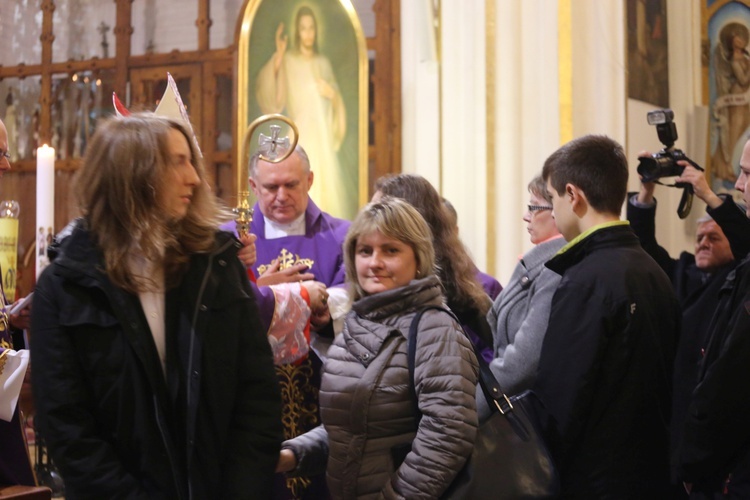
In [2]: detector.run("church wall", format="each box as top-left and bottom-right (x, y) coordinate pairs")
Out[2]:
(440, 0), (488, 271)
(403, 0), (705, 284)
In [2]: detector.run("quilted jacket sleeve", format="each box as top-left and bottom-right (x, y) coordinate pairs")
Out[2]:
(282, 424), (330, 478)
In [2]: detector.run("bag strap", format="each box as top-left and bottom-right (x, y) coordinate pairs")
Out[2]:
(406, 306), (521, 429)
(407, 306), (459, 427)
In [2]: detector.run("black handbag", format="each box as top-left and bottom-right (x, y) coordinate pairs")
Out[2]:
(405, 306), (560, 499)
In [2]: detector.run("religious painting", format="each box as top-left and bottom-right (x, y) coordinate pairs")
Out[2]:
(236, 0), (368, 221)
(626, 0), (670, 108)
(704, 0), (750, 192)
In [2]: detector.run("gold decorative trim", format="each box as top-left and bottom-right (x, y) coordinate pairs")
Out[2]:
(0, 349), (8, 376)
(558, 0), (573, 144)
(485, 0), (496, 276)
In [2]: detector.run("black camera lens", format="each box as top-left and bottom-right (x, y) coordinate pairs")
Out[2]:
(637, 155), (682, 183)
(637, 157), (661, 183)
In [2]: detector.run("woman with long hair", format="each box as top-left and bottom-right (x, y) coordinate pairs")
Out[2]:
(31, 113), (282, 498)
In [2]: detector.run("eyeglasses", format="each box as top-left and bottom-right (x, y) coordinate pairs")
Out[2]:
(527, 204), (552, 213)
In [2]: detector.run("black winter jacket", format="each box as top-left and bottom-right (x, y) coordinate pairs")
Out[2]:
(534, 223), (680, 498)
(31, 222), (282, 499)
(678, 255), (750, 497)
(626, 195), (739, 471)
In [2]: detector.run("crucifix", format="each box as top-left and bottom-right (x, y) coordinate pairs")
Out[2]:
(258, 124), (290, 161)
(98, 21), (110, 59)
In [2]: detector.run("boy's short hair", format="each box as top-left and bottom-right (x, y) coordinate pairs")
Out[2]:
(542, 135), (628, 215)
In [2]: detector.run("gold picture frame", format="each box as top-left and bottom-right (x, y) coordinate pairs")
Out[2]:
(236, 0), (368, 221)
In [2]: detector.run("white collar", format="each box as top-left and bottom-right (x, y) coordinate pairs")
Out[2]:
(264, 212), (306, 239)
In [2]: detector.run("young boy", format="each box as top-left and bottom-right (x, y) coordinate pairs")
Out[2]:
(534, 135), (680, 497)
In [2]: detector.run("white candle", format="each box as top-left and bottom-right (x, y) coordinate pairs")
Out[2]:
(36, 144), (55, 280)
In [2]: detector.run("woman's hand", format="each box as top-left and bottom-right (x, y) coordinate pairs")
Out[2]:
(276, 448), (297, 473)
(310, 308), (331, 331)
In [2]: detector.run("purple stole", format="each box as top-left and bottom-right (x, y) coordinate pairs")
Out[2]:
(249, 201), (349, 289)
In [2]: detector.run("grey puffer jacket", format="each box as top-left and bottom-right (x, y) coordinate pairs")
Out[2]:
(283, 276), (478, 499)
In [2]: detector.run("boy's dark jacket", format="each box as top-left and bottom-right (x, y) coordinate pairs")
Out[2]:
(534, 224), (680, 497)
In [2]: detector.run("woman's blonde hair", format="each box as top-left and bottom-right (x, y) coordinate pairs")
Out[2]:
(75, 113), (232, 292)
(344, 197), (435, 301)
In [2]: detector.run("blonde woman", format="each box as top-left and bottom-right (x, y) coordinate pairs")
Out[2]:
(277, 197), (478, 499)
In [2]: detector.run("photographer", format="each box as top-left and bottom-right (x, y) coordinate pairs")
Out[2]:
(628, 159), (750, 496)
(676, 140), (750, 498)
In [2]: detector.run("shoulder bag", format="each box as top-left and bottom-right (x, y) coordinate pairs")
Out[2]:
(406, 306), (560, 499)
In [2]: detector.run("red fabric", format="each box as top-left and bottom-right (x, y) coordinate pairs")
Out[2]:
(112, 92), (130, 117)
(296, 285), (311, 365)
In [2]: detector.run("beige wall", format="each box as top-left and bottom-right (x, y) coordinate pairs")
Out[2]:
(402, 0), (705, 284)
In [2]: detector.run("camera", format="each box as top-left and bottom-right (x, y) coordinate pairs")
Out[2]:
(636, 109), (704, 219)
(636, 109), (688, 182)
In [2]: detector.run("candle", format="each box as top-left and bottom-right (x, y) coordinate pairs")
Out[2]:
(36, 144), (55, 279)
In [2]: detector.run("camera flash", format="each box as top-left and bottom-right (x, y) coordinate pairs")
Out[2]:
(647, 109), (674, 126)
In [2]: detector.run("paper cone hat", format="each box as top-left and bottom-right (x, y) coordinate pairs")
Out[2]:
(112, 73), (202, 156)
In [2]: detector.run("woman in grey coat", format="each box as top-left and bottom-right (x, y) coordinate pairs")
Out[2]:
(277, 197), (479, 499)
(479, 175), (565, 418)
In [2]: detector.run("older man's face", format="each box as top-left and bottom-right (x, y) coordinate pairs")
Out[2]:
(694, 220), (733, 272)
(249, 152), (313, 225)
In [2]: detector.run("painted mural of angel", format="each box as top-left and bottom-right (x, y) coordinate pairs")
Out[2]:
(712, 22), (750, 182)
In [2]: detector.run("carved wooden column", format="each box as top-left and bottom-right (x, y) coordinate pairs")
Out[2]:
(39, 0), (56, 145)
(197, 0), (212, 52)
(372, 0), (402, 186)
(113, 0), (134, 98)
(198, 0), (212, 164)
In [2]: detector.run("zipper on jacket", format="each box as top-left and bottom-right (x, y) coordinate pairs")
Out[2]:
(184, 237), (235, 488)
(154, 394), (186, 500)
